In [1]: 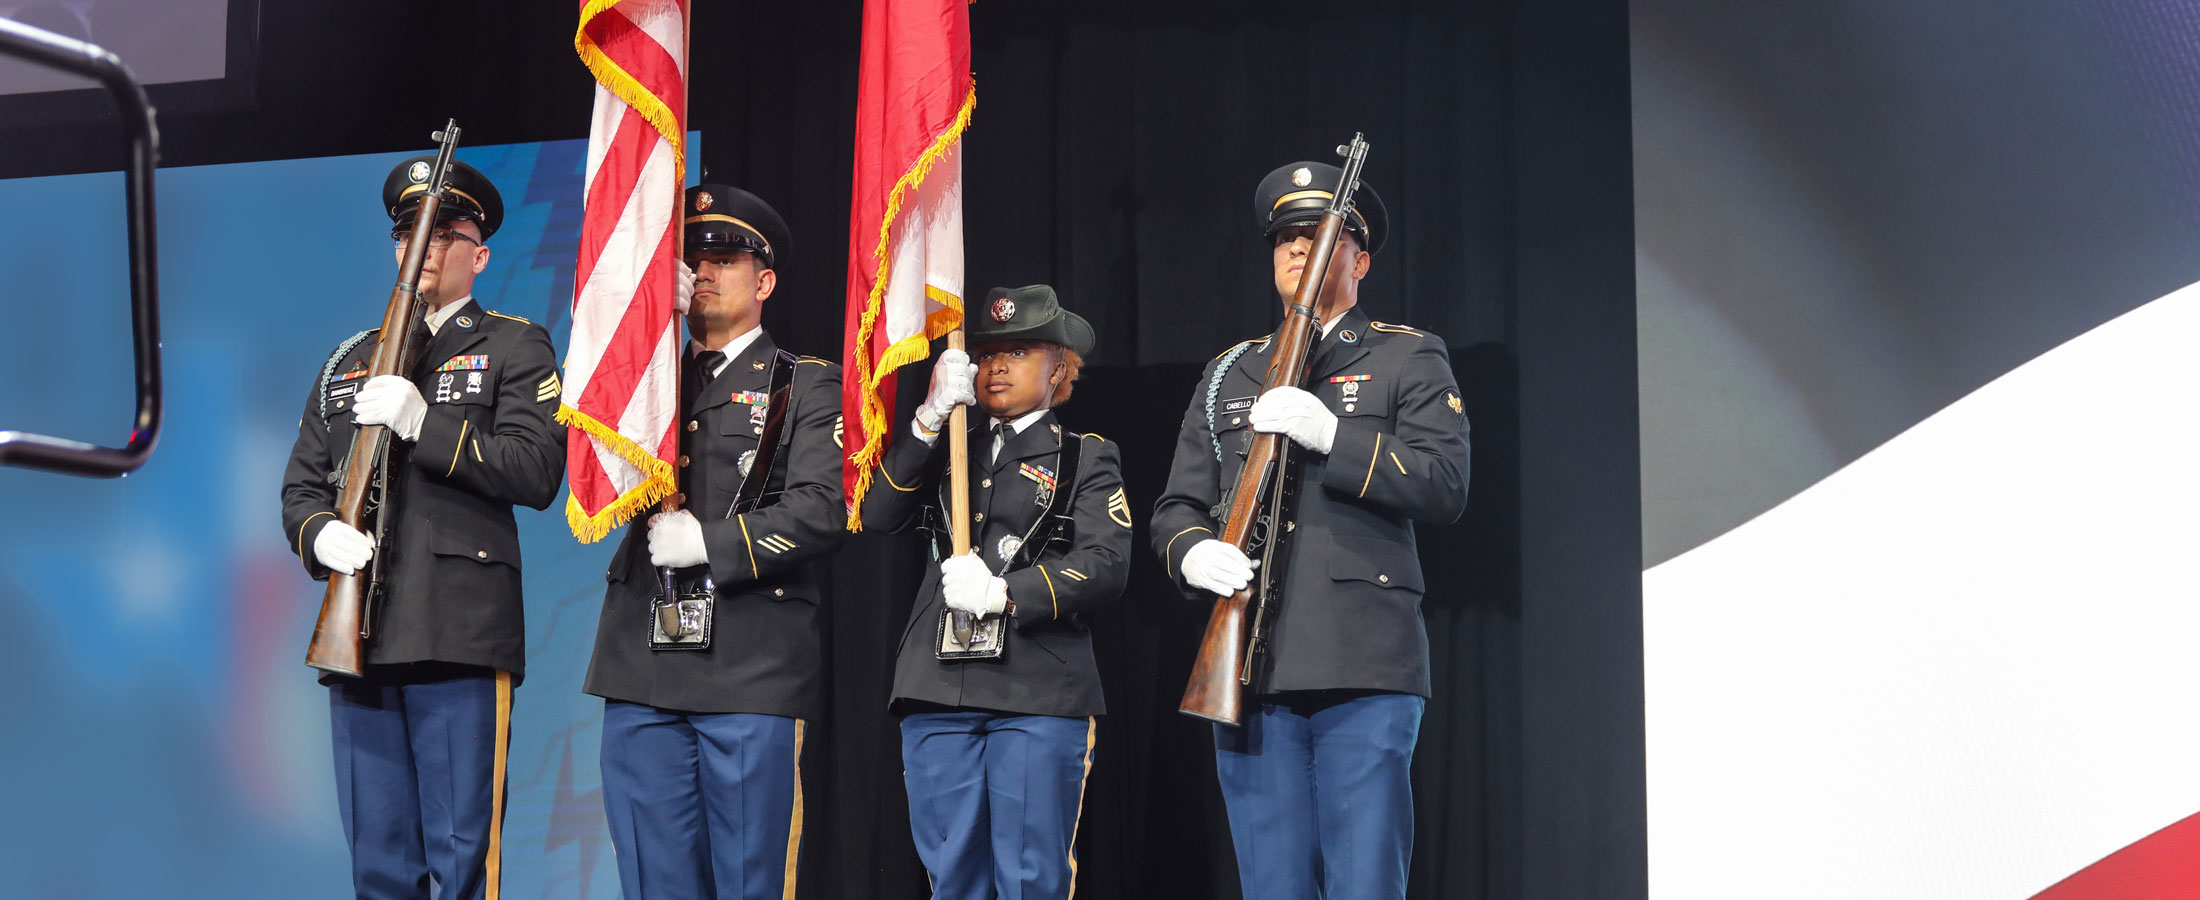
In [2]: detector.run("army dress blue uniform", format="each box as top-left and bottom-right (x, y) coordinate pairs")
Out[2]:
(279, 157), (566, 900)
(582, 185), (846, 900)
(861, 287), (1131, 900)
(1149, 164), (1470, 900)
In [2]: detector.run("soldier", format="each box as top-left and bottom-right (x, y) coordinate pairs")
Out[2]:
(1149, 162), (1470, 899)
(280, 156), (566, 900)
(860, 285), (1132, 900)
(582, 185), (845, 900)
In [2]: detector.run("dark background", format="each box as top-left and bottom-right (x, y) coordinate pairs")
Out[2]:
(0, 1), (1640, 897)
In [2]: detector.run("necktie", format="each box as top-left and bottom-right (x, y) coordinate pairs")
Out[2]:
(991, 422), (1015, 464)
(684, 350), (725, 407)
(690, 349), (726, 383)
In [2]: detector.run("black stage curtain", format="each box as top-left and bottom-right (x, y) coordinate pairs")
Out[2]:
(699, 3), (1532, 898)
(0, 1), (1641, 897)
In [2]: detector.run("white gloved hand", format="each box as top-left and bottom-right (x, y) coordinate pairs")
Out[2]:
(939, 552), (1008, 617)
(673, 260), (696, 315)
(913, 348), (979, 438)
(1249, 386), (1337, 454)
(314, 520), (375, 575)
(353, 375), (428, 442)
(646, 510), (708, 568)
(1181, 538), (1255, 597)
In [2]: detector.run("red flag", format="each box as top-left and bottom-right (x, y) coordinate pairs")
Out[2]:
(560, 0), (688, 542)
(841, 0), (974, 531)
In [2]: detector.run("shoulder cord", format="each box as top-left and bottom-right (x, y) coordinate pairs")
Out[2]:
(318, 329), (376, 429)
(1205, 342), (1254, 461)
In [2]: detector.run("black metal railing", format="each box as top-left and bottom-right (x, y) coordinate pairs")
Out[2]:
(0, 16), (162, 477)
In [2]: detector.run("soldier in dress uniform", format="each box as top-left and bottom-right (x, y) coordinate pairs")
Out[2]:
(280, 155), (566, 900)
(860, 285), (1132, 900)
(1148, 162), (1471, 900)
(582, 184), (845, 900)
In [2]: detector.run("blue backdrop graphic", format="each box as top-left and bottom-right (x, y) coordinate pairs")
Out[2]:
(0, 136), (695, 898)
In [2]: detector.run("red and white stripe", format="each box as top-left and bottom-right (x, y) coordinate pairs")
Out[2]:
(562, 0), (687, 542)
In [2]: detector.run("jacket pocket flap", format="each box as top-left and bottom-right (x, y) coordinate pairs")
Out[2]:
(1327, 536), (1423, 591)
(430, 524), (521, 567)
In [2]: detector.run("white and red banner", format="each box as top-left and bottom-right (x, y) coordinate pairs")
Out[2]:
(841, 0), (973, 531)
(1646, 283), (2200, 899)
(560, 0), (688, 542)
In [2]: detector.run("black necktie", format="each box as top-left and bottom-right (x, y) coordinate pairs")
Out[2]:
(690, 349), (726, 382)
(991, 422), (1015, 463)
(684, 350), (725, 407)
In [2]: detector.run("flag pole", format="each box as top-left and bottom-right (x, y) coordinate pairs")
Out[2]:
(665, 0), (692, 518)
(945, 326), (974, 644)
(656, 0), (694, 618)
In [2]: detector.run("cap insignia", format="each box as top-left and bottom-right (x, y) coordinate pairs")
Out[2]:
(408, 161), (430, 184)
(1291, 167), (1313, 187)
(695, 190), (714, 212)
(991, 296), (1016, 322)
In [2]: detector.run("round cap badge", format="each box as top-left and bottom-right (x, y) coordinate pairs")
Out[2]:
(991, 296), (1017, 322)
(408, 161), (431, 184)
(1291, 167), (1313, 187)
(694, 190), (714, 212)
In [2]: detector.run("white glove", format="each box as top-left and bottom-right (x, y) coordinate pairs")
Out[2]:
(939, 552), (1008, 617)
(673, 260), (696, 314)
(353, 375), (428, 442)
(646, 510), (708, 568)
(314, 520), (375, 575)
(1249, 386), (1337, 454)
(1182, 539), (1255, 597)
(913, 348), (978, 437)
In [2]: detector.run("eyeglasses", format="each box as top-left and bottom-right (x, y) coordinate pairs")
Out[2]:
(391, 226), (482, 250)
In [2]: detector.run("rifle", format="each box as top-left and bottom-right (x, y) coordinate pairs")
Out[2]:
(1180, 134), (1371, 725)
(305, 120), (464, 678)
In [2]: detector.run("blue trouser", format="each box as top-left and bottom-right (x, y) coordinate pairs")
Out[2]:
(1213, 691), (1425, 900)
(599, 701), (805, 900)
(900, 711), (1096, 900)
(330, 665), (512, 900)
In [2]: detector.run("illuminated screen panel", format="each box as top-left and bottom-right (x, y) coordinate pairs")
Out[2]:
(0, 134), (693, 898)
(0, 0), (230, 95)
(1636, 1), (2200, 896)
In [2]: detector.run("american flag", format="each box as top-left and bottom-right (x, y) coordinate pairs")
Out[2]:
(559, 0), (687, 542)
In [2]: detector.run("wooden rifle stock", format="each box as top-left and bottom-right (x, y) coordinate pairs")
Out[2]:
(306, 121), (463, 678)
(1181, 135), (1370, 724)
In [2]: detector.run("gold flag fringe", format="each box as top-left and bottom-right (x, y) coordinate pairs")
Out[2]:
(557, 403), (677, 544)
(846, 81), (978, 532)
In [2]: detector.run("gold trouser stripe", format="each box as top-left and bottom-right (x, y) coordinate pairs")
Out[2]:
(781, 719), (807, 900)
(1065, 716), (1097, 899)
(738, 514), (760, 578)
(296, 511), (335, 567)
(447, 419), (471, 477)
(1359, 432), (1382, 498)
(486, 669), (512, 900)
(879, 463), (919, 492)
(1037, 565), (1059, 618)
(1163, 526), (1214, 579)
(1390, 451), (1407, 475)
